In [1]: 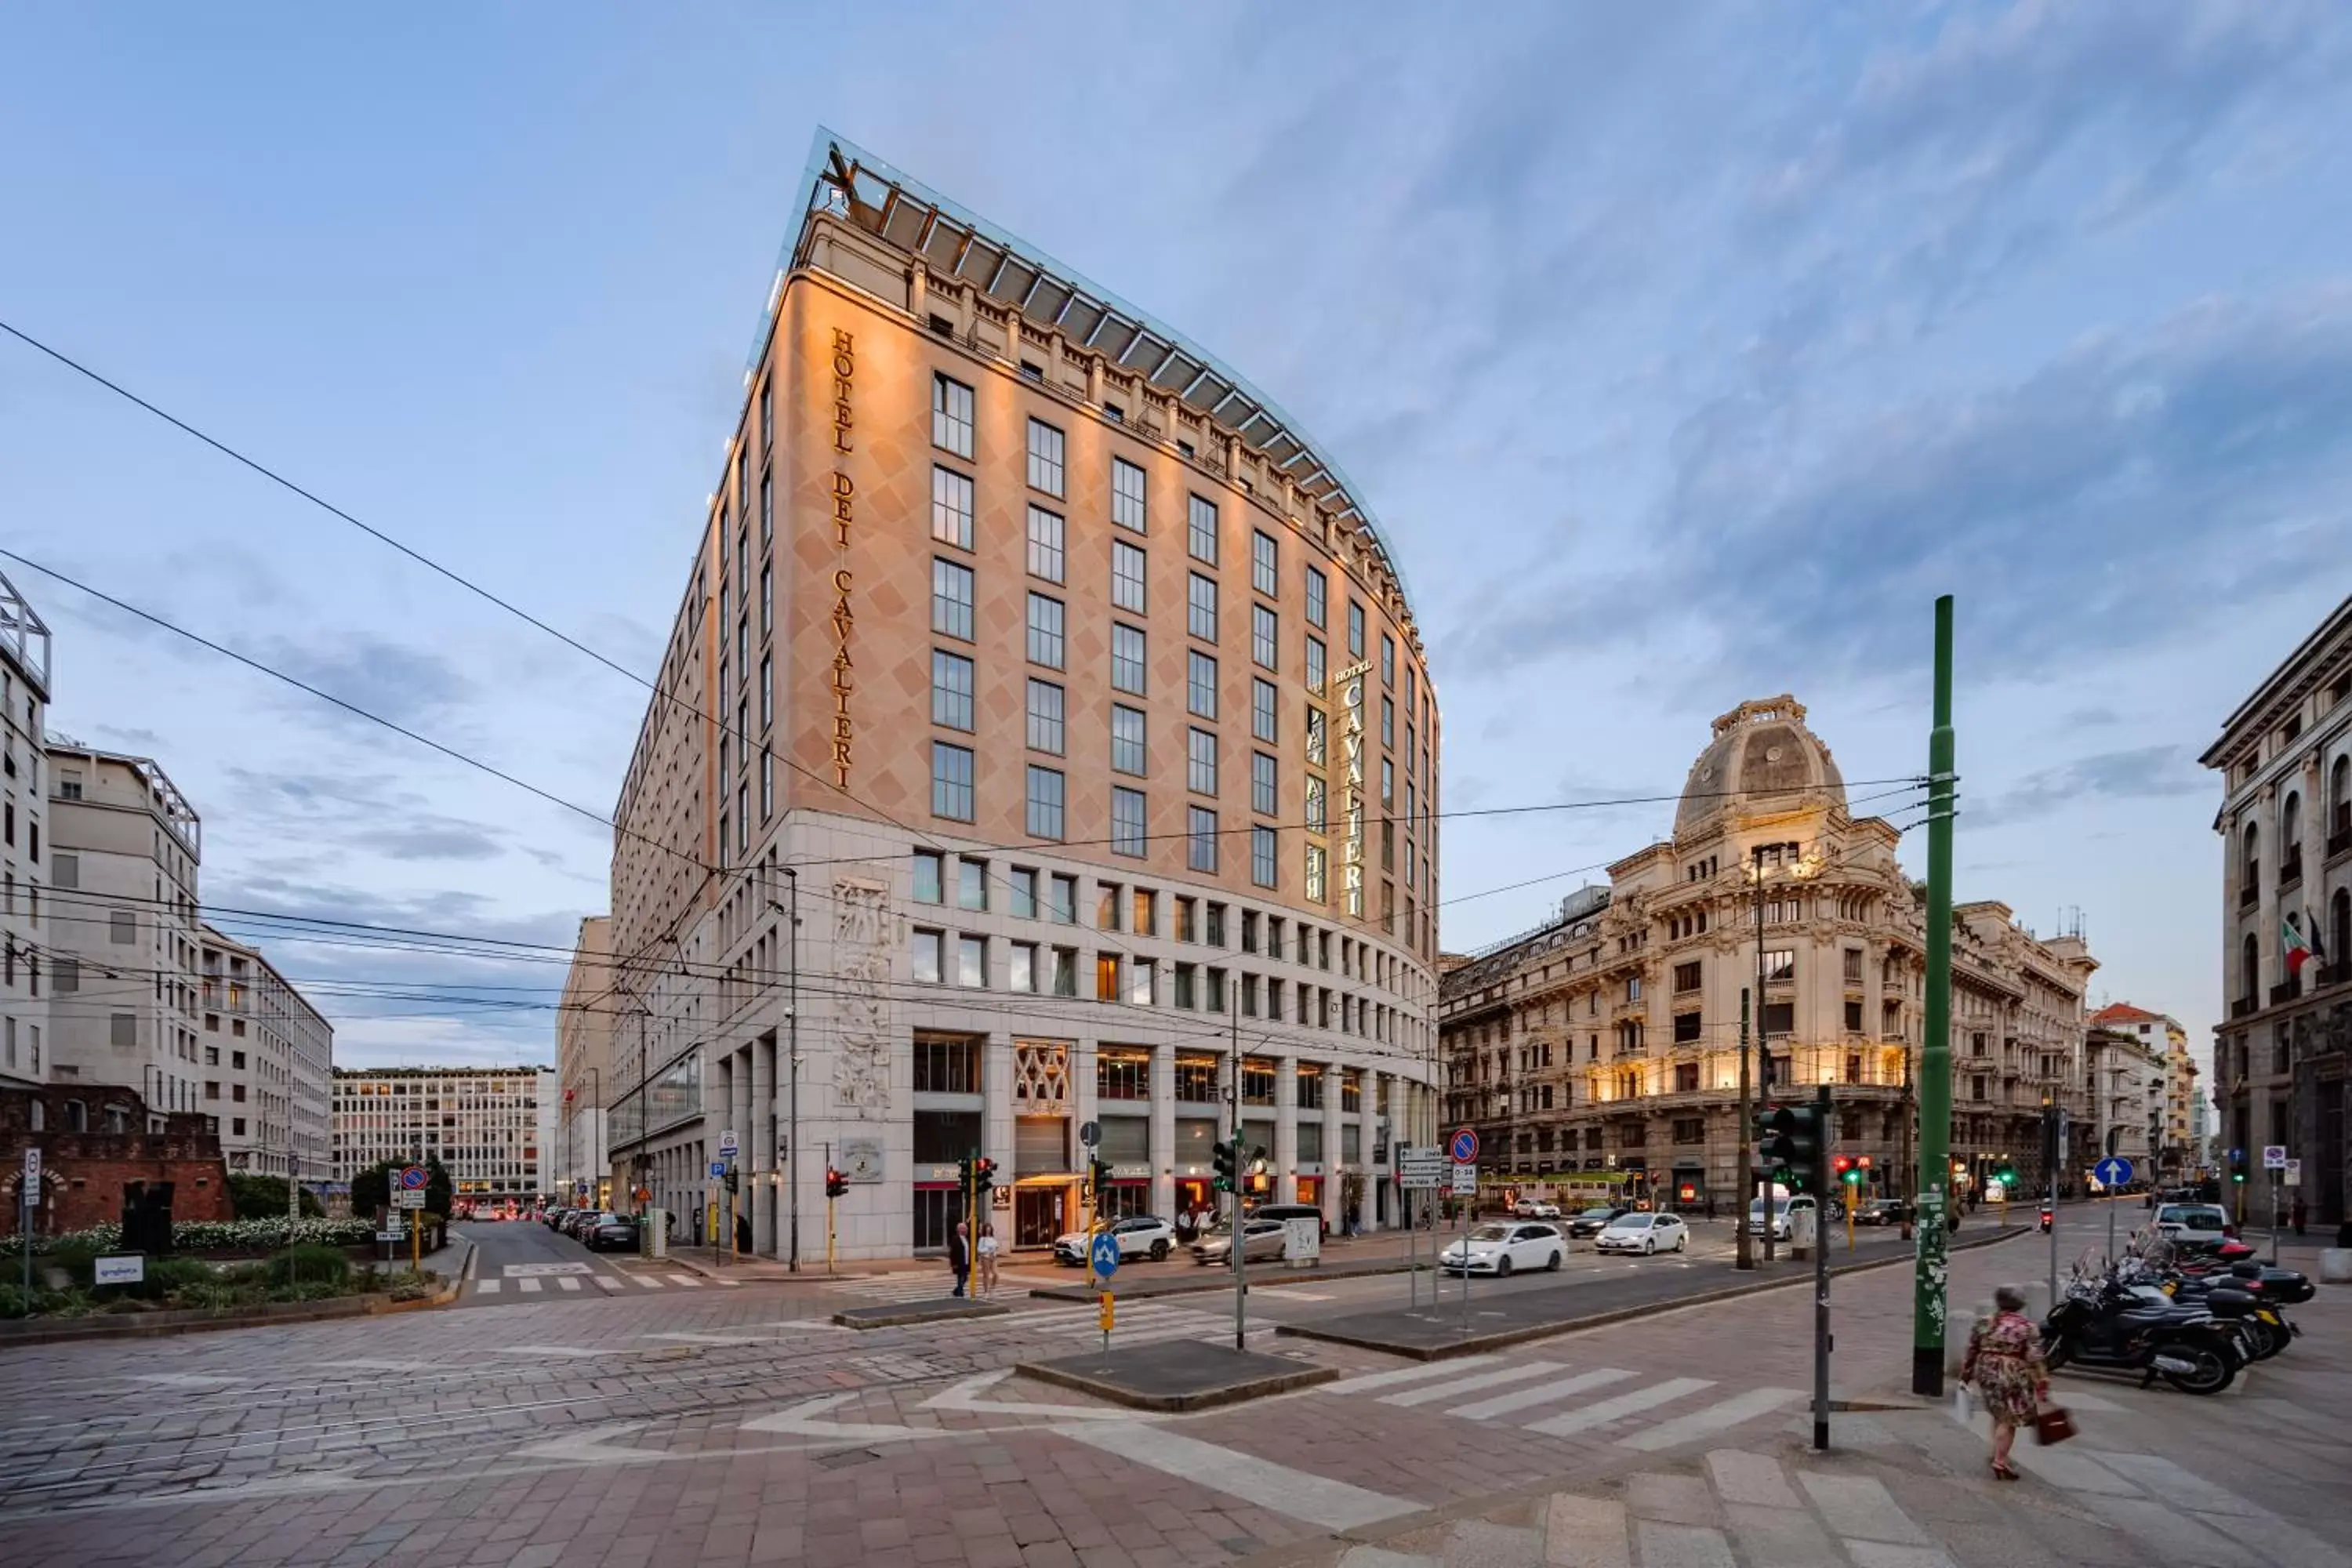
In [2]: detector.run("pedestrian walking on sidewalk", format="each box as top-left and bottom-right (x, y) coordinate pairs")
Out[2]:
(977, 1222), (1000, 1297)
(2292, 1196), (2307, 1236)
(949, 1221), (971, 1298)
(1962, 1284), (2048, 1482)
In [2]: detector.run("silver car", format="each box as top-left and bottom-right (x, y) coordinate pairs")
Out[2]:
(1190, 1218), (1288, 1265)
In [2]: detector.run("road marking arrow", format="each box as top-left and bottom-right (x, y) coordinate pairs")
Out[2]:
(919, 1369), (1164, 1422)
(737, 1393), (960, 1444)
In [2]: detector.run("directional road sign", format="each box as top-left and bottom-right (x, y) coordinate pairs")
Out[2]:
(1397, 1146), (1449, 1190)
(2092, 1156), (2133, 1189)
(1449, 1127), (1479, 1163)
(1089, 1232), (1121, 1280)
(397, 1165), (427, 1191)
(2263, 1144), (2288, 1171)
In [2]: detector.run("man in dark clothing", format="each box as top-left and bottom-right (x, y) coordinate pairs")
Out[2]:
(949, 1221), (971, 1298)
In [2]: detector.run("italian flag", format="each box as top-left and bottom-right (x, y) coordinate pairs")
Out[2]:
(2284, 916), (2314, 978)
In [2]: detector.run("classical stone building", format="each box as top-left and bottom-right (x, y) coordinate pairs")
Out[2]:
(2087, 1003), (2194, 1180)
(1440, 698), (2100, 1210)
(2201, 593), (2352, 1223)
(597, 129), (1441, 1260)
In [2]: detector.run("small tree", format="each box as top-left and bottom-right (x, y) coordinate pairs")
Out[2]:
(351, 1157), (453, 1221)
(227, 1174), (324, 1221)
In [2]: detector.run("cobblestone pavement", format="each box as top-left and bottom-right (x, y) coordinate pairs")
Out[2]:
(0, 1228), (2341, 1566)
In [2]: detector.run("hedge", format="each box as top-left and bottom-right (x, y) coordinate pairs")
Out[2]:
(27, 1218), (382, 1254)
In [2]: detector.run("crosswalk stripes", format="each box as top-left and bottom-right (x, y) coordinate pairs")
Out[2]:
(1311, 1356), (1805, 1454)
(467, 1268), (728, 1300)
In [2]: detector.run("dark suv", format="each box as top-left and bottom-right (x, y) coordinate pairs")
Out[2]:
(1564, 1205), (1628, 1239)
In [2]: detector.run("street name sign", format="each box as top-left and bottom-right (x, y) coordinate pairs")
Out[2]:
(1398, 1146), (1448, 1190)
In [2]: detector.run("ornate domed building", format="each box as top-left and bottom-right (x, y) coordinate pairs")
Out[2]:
(1439, 696), (2103, 1213)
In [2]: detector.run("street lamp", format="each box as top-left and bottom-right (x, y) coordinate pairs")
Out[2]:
(768, 869), (802, 1272)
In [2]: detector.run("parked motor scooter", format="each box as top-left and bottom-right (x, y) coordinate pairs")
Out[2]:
(2042, 1276), (2244, 1395)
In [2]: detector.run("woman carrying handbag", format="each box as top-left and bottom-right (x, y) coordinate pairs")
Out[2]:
(1960, 1284), (2051, 1480)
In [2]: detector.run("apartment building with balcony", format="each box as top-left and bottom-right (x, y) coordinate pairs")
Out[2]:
(43, 742), (203, 1130)
(0, 572), (51, 1092)
(599, 131), (1442, 1260)
(1439, 697), (2100, 1209)
(196, 925), (332, 1187)
(2201, 592), (2352, 1223)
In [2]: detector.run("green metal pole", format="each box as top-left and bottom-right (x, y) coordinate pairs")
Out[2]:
(1913, 594), (1957, 1397)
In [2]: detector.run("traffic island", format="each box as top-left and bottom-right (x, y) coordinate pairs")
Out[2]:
(1017, 1339), (1338, 1411)
(1026, 1254), (1417, 1302)
(832, 1298), (1009, 1330)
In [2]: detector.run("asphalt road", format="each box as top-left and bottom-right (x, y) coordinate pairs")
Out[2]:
(448, 1218), (690, 1309)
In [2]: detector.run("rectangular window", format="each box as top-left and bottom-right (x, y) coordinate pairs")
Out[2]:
(1251, 678), (1278, 742)
(1381, 757), (1395, 806)
(931, 651), (975, 731)
(1111, 705), (1148, 775)
(760, 749), (773, 818)
(1252, 826), (1277, 888)
(1027, 418), (1065, 496)
(1305, 842), (1327, 902)
(945, 934), (981, 988)
(957, 857), (987, 912)
(1009, 942), (1038, 994)
(931, 742), (975, 821)
(933, 372), (974, 458)
(1762, 949), (1796, 982)
(1051, 947), (1078, 996)
(1188, 651), (1218, 719)
(1026, 766), (1065, 840)
(1128, 959), (1156, 1007)
(1187, 494), (1218, 564)
(1173, 964), (1196, 1008)
(760, 565), (772, 636)
(1098, 884), (1123, 930)
(1188, 572), (1218, 641)
(1306, 706), (1326, 766)
(913, 851), (944, 904)
(1251, 751), (1277, 816)
(1381, 696), (1395, 749)
(1111, 623), (1146, 695)
(1026, 679), (1065, 755)
(1188, 728), (1218, 796)
(1095, 953), (1120, 1001)
(1251, 604), (1278, 671)
(1348, 601), (1366, 657)
(931, 466), (974, 549)
(1189, 807), (1218, 873)
(1112, 456), (1147, 532)
(1007, 866), (1037, 918)
(1112, 539), (1147, 612)
(1134, 888), (1156, 935)
(1112, 787), (1147, 858)
(1673, 960), (1702, 993)
(931, 558), (975, 641)
(1305, 567), (1327, 629)
(912, 928), (943, 984)
(1026, 506), (1065, 583)
(1206, 902), (1228, 946)
(1049, 873), (1077, 923)
(1305, 774), (1327, 831)
(1026, 592), (1065, 669)
(1176, 897), (1197, 942)
(1305, 636), (1326, 695)
(1251, 530), (1277, 597)
(1382, 633), (1396, 687)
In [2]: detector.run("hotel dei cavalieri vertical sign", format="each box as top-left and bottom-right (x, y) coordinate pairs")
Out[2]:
(1334, 659), (1370, 917)
(825, 328), (857, 786)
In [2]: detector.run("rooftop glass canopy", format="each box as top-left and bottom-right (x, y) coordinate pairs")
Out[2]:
(753, 127), (1416, 606)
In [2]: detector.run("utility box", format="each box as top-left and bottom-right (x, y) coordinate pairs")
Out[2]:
(643, 1206), (669, 1260)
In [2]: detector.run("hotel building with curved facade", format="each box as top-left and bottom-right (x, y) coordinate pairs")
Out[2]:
(588, 132), (1442, 1260)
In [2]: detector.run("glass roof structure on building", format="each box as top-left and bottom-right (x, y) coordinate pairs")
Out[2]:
(753, 127), (1415, 605)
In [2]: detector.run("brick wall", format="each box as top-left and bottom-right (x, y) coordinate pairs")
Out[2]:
(0, 1087), (235, 1236)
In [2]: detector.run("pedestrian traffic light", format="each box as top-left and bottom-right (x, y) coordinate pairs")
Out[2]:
(824, 1166), (848, 1199)
(1247, 1146), (1270, 1195)
(1762, 1103), (1827, 1193)
(1098, 1291), (1115, 1333)
(1211, 1139), (1236, 1192)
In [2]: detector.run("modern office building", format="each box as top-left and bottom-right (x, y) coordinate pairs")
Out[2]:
(601, 129), (1442, 1260)
(2200, 592), (2352, 1223)
(44, 742), (204, 1130)
(0, 572), (51, 1091)
(196, 924), (334, 1186)
(556, 915), (612, 1205)
(331, 1065), (553, 1203)
(1439, 697), (2101, 1209)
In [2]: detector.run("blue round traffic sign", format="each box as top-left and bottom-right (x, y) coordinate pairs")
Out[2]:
(1449, 1128), (1479, 1163)
(2093, 1156), (2134, 1188)
(1089, 1233), (1122, 1279)
(398, 1166), (428, 1191)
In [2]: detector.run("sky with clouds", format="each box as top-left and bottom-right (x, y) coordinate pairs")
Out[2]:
(2, 2), (2347, 1076)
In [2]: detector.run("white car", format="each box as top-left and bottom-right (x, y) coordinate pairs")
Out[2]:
(1595, 1213), (1690, 1255)
(1440, 1222), (1565, 1276)
(1052, 1215), (1176, 1266)
(1512, 1200), (1563, 1219)
(1747, 1195), (1816, 1241)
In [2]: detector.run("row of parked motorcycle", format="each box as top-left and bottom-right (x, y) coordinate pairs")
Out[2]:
(2041, 1232), (2311, 1396)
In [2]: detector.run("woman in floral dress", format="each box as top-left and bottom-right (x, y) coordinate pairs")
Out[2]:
(1962, 1284), (2048, 1479)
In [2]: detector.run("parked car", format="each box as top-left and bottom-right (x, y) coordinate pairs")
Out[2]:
(1190, 1218), (1288, 1265)
(1594, 1212), (1690, 1255)
(1245, 1202), (1331, 1240)
(1747, 1195), (1817, 1241)
(543, 1207), (573, 1230)
(564, 1210), (603, 1241)
(586, 1213), (640, 1252)
(2154, 1203), (2235, 1250)
(1512, 1199), (1563, 1219)
(1441, 1221), (1565, 1276)
(1054, 1215), (1176, 1266)
(1564, 1206), (1628, 1240)
(1855, 1198), (1909, 1227)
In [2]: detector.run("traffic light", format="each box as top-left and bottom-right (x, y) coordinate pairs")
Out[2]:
(1762, 1103), (1827, 1192)
(1247, 1145), (1270, 1196)
(1097, 1291), (1115, 1333)
(1211, 1138), (1236, 1192)
(956, 1152), (974, 1190)
(824, 1166), (848, 1200)
(1832, 1154), (1858, 1187)
(1088, 1155), (1113, 1202)
(724, 1166), (739, 1195)
(972, 1156), (997, 1198)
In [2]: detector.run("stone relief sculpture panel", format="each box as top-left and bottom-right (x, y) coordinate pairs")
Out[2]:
(833, 875), (894, 1116)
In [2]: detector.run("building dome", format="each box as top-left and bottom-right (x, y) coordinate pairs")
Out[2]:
(1675, 695), (1847, 837)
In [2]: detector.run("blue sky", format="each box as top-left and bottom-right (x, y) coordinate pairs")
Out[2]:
(3, 3), (2347, 1076)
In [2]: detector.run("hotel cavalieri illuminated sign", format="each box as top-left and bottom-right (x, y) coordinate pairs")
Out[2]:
(1333, 659), (1371, 918)
(826, 328), (857, 787)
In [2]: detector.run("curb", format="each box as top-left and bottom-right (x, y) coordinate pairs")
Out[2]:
(1027, 1258), (1417, 1303)
(0, 1240), (480, 1345)
(1275, 1225), (2027, 1361)
(1015, 1356), (1338, 1412)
